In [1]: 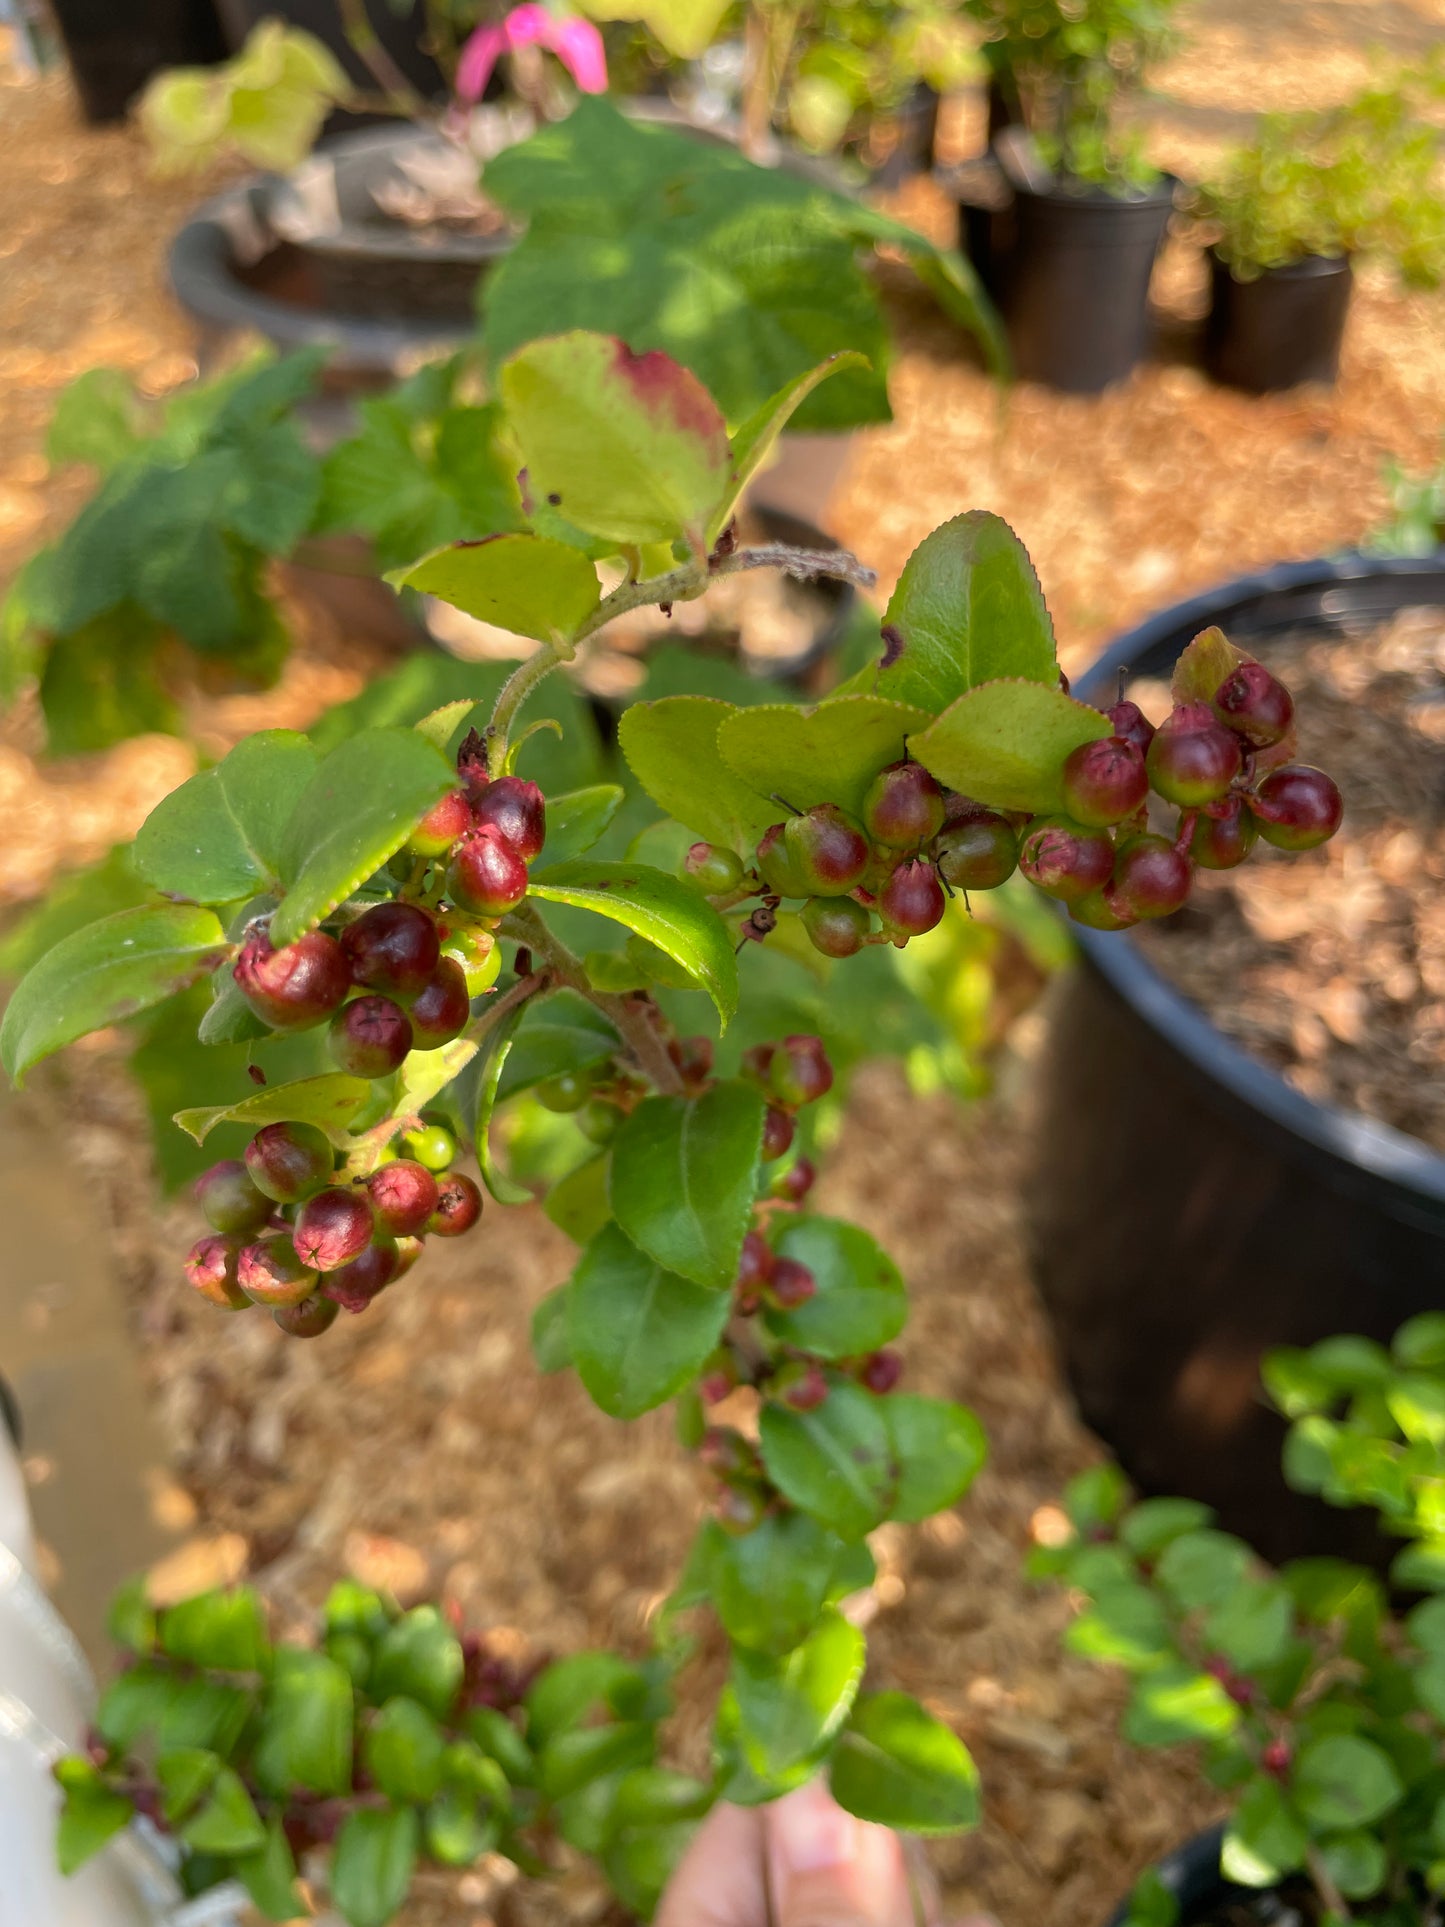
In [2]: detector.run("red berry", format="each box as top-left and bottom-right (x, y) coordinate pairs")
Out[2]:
(1262, 1739), (1291, 1780)
(778, 1361), (828, 1412)
(293, 1188), (374, 1273)
(238, 1235), (320, 1307)
(273, 1293), (340, 1338)
(410, 790), (473, 858)
(184, 1235), (249, 1310)
(862, 760), (945, 849)
(699, 1427), (759, 1479)
(448, 827), (529, 917)
(784, 805), (870, 897)
(934, 813), (1018, 891)
(770, 1257), (816, 1308)
(408, 959), (470, 1050)
(771, 1156), (817, 1204)
(762, 1107), (795, 1161)
(741, 1043), (776, 1086)
(1018, 817), (1114, 903)
(245, 1121), (334, 1203)
(366, 1159), (439, 1236)
(472, 776), (547, 863)
(1190, 795), (1258, 870)
(862, 1349), (903, 1394)
(234, 929), (350, 1031)
(1248, 766), (1343, 851)
(737, 1230), (773, 1297)
(1211, 662), (1294, 748)
(879, 857), (946, 936)
(769, 1035), (833, 1108)
(1107, 835), (1192, 921)
(684, 842), (745, 893)
(699, 1369), (735, 1406)
(668, 1035), (714, 1086)
(756, 823), (808, 899)
(1105, 699), (1156, 755)
(1145, 702), (1242, 807)
(1061, 737), (1149, 828)
(427, 1172), (483, 1237)
(194, 1159), (271, 1236)
(328, 995), (413, 1078)
(802, 896), (870, 958)
(341, 902), (440, 1000)
(321, 1237), (399, 1314)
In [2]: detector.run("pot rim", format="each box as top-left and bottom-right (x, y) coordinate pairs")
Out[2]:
(1209, 246), (1354, 283)
(1105, 1824), (1230, 1927)
(1073, 550), (1445, 1210)
(1010, 170), (1180, 212)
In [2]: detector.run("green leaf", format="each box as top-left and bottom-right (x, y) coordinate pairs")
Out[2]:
(495, 991), (619, 1102)
(543, 1156), (612, 1248)
(370, 1608), (464, 1722)
(1413, 1655), (1445, 1719)
(1409, 1596), (1445, 1654)
(544, 785), (625, 865)
(531, 1286), (574, 1371)
(1123, 1667), (1240, 1747)
(0, 904), (229, 1084)
(1155, 1530), (1252, 1612)
(1388, 1374), (1445, 1445)
(134, 731), (318, 904)
(1063, 1464), (1130, 1533)
(501, 330), (732, 549)
(236, 1815), (302, 1922)
(365, 1698), (447, 1804)
(1294, 1735), (1403, 1831)
(883, 1395), (987, 1524)
(907, 679), (1112, 814)
(107, 1576), (157, 1656)
(1203, 1580), (1293, 1671)
(830, 1692), (979, 1835)
(159, 1586), (269, 1672)
(179, 1763), (266, 1854)
(1395, 1313), (1445, 1370)
(759, 1379), (896, 1539)
(55, 1762), (133, 1874)
(330, 1807), (420, 1927)
(716, 695), (931, 820)
(539, 1721), (656, 1800)
(97, 1664), (251, 1755)
(252, 1649), (354, 1797)
(731, 1608), (864, 1776)
(470, 988), (534, 1207)
(391, 533), (601, 645)
(47, 367), (145, 471)
(528, 860), (739, 1026)
(1119, 1499), (1215, 1560)
(704, 1512), (845, 1656)
(764, 1216), (906, 1360)
(617, 697), (779, 852)
(424, 1786), (499, 1866)
(567, 1221), (731, 1419)
(39, 614), (180, 756)
(1119, 1870), (1181, 1927)
(1065, 1584), (1173, 1671)
(853, 512), (1056, 714)
(609, 1081), (764, 1288)
(1304, 1334), (1393, 1393)
(1318, 1831), (1387, 1900)
(526, 1651), (650, 1747)
(1221, 1775), (1309, 1886)
(174, 1070), (370, 1145)
(706, 352), (869, 544)
(272, 727), (456, 945)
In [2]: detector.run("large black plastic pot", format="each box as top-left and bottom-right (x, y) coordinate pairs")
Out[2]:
(50, 0), (225, 122)
(1030, 553), (1445, 1569)
(1106, 1828), (1242, 1926)
(994, 175), (1177, 392)
(1205, 251), (1354, 394)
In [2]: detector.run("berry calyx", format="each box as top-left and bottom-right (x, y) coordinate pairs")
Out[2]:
(407, 959), (470, 1050)
(879, 857), (946, 936)
(1210, 662), (1294, 748)
(184, 1235), (249, 1310)
(1061, 736), (1149, 828)
(237, 1235), (320, 1307)
(1248, 766), (1344, 851)
(472, 776), (546, 863)
(245, 1121), (334, 1203)
(1145, 702), (1242, 807)
(234, 929), (350, 1032)
(448, 827), (529, 918)
(273, 1294), (339, 1339)
(802, 896), (870, 958)
(321, 1237), (399, 1314)
(756, 822), (809, 899)
(1107, 835), (1193, 921)
(328, 994), (413, 1078)
(293, 1188), (375, 1273)
(769, 1257), (817, 1308)
(409, 790), (473, 858)
(784, 805), (871, 897)
(776, 1361), (828, 1412)
(401, 1123), (456, 1172)
(762, 1107), (795, 1161)
(366, 1159), (439, 1236)
(769, 1035), (834, 1108)
(862, 760), (945, 849)
(1018, 817), (1114, 904)
(1105, 699), (1156, 756)
(341, 902), (441, 1000)
(933, 813), (1018, 891)
(683, 842), (745, 894)
(771, 1156), (817, 1204)
(1190, 795), (1258, 870)
(428, 1173), (483, 1237)
(861, 1349), (903, 1394)
(194, 1159), (271, 1236)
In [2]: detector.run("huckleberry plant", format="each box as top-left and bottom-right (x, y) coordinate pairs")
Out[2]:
(1041, 1314), (1445, 1927)
(0, 331), (1339, 1924)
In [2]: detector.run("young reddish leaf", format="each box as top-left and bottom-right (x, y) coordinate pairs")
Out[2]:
(1171, 625), (1253, 705)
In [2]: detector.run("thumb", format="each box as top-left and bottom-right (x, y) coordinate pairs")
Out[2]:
(765, 1781), (917, 1927)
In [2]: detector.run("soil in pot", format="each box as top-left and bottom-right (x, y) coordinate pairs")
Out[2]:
(1204, 252), (1354, 395)
(1131, 604), (1445, 1156)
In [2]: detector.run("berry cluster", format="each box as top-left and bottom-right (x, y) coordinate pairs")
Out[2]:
(685, 656), (1341, 950)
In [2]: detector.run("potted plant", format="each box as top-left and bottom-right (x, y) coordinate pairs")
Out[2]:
(1028, 553), (1445, 1568)
(955, 0), (1184, 392)
(1191, 71), (1445, 395)
(0, 328), (1337, 1923)
(1039, 1310), (1445, 1927)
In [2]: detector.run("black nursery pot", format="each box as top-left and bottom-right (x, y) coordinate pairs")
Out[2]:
(1106, 1828), (1245, 1927)
(1205, 251), (1354, 394)
(1029, 554), (1445, 1570)
(49, 0), (225, 123)
(994, 176), (1176, 393)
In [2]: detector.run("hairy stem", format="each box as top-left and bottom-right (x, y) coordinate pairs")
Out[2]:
(714, 543), (878, 591)
(486, 643), (567, 775)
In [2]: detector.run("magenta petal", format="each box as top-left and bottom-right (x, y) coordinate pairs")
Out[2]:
(554, 17), (608, 92)
(455, 23), (507, 103)
(504, 3), (554, 48)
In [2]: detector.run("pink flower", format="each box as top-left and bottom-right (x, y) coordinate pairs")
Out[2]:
(455, 7), (609, 105)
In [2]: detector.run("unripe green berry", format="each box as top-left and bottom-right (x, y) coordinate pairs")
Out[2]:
(1145, 702), (1242, 807)
(401, 1123), (457, 1171)
(861, 760), (945, 849)
(802, 896), (870, 958)
(756, 823), (808, 899)
(536, 1071), (593, 1113)
(934, 813), (1018, 891)
(783, 805), (870, 897)
(683, 842), (745, 894)
(194, 1159), (271, 1236)
(245, 1121), (334, 1203)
